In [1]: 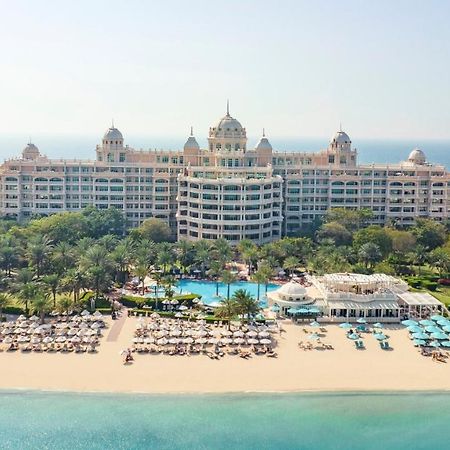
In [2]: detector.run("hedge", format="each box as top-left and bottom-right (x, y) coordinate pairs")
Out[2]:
(422, 281), (438, 291)
(121, 293), (201, 309)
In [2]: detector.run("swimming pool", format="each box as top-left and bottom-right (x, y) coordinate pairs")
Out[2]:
(176, 279), (278, 306)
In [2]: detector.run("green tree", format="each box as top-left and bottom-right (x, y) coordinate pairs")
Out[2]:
(41, 273), (60, 308)
(80, 245), (113, 300)
(194, 240), (211, 277)
(317, 222), (352, 246)
(353, 225), (392, 257)
(136, 218), (172, 243)
(0, 293), (10, 321)
(31, 293), (52, 324)
(221, 270), (237, 300)
(325, 208), (373, 231)
(51, 241), (75, 275)
(27, 234), (53, 277)
(237, 239), (259, 274)
(429, 247), (450, 276)
(57, 295), (73, 319)
(233, 288), (260, 322)
(216, 297), (239, 330)
(412, 218), (446, 250)
(358, 242), (382, 270)
(283, 256), (300, 278)
(156, 242), (175, 274)
(207, 260), (224, 296)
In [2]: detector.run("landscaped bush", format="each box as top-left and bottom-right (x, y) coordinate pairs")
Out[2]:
(422, 280), (438, 291)
(405, 277), (422, 289)
(438, 278), (450, 286)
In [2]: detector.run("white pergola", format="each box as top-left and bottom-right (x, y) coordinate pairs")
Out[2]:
(397, 292), (444, 319)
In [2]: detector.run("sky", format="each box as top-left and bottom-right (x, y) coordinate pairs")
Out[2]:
(1, 0), (450, 148)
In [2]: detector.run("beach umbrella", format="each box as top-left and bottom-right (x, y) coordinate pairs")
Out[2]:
(308, 333), (320, 341)
(132, 337), (143, 344)
(93, 311), (103, 318)
(221, 337), (233, 345)
(373, 323), (383, 329)
(270, 305), (280, 313)
(30, 337), (41, 344)
(174, 312), (183, 318)
(310, 321), (320, 328)
(339, 322), (352, 329)
(436, 319), (450, 327)
(55, 336), (66, 343)
(234, 338), (245, 345)
(157, 337), (169, 345)
(419, 320), (435, 327)
(29, 315), (39, 321)
(431, 314), (446, 321)
(425, 326), (441, 334)
(208, 338), (219, 344)
(440, 341), (450, 348)
(170, 329), (182, 337)
(429, 341), (440, 348)
(407, 326), (423, 333)
(168, 338), (180, 344)
(17, 335), (29, 343)
(356, 318), (367, 324)
(144, 337), (155, 344)
(401, 319), (418, 326)
(4, 337), (13, 344)
(183, 337), (194, 344)
(151, 312), (160, 319)
(195, 337), (208, 344)
(287, 308), (298, 314)
(374, 333), (387, 340)
(347, 333), (360, 340)
(17, 315), (27, 322)
(442, 325), (450, 333)
(413, 339), (426, 346)
(19, 322), (29, 329)
(80, 310), (90, 316)
(430, 332), (448, 340)
(43, 336), (54, 344)
(70, 336), (81, 344)
(246, 330), (258, 338)
(233, 330), (244, 337)
(412, 332), (429, 340)
(258, 331), (270, 338)
(260, 338), (272, 345)
(247, 338), (259, 345)
(67, 329), (78, 336)
(179, 305), (188, 311)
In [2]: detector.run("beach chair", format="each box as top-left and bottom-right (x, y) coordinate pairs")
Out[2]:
(383, 341), (390, 350)
(355, 340), (365, 349)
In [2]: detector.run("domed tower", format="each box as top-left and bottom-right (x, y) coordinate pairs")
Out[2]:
(22, 142), (40, 160)
(183, 127), (200, 165)
(208, 102), (247, 154)
(327, 128), (357, 166)
(255, 129), (273, 166)
(96, 123), (126, 162)
(407, 148), (426, 165)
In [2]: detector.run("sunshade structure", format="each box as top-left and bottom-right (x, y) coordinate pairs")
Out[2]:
(373, 323), (383, 329)
(310, 321), (320, 328)
(356, 318), (367, 324)
(339, 322), (352, 329)
(402, 319), (418, 327)
(411, 332), (429, 340)
(347, 333), (360, 340)
(308, 333), (320, 341)
(419, 320), (435, 326)
(407, 325), (423, 333)
(374, 333), (387, 340)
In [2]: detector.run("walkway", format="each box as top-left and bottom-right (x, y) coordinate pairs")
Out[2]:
(106, 309), (128, 342)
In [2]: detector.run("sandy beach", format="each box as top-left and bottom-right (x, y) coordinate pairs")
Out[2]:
(0, 315), (449, 394)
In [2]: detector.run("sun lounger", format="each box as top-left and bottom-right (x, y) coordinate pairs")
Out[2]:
(355, 340), (365, 349)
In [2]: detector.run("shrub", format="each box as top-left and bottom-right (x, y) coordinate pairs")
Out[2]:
(438, 278), (450, 286)
(422, 281), (438, 291)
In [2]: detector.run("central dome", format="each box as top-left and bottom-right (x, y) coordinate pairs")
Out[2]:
(103, 127), (123, 141)
(213, 113), (244, 133)
(331, 130), (351, 145)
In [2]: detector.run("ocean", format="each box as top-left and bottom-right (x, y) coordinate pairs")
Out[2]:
(0, 391), (449, 449)
(0, 135), (449, 167)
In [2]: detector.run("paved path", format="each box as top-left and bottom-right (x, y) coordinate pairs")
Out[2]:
(106, 309), (128, 342)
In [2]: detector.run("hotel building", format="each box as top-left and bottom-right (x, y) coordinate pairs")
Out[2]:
(0, 108), (448, 243)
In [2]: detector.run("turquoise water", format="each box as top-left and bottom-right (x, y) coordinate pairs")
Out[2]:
(177, 279), (278, 306)
(0, 391), (449, 449)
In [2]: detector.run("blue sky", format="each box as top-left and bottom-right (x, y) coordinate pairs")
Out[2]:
(1, 0), (449, 141)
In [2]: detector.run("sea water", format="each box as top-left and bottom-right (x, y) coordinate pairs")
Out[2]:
(0, 391), (449, 449)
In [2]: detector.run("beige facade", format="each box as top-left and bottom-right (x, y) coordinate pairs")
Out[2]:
(0, 110), (448, 243)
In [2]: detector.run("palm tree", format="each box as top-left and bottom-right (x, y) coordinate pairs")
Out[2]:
(80, 245), (113, 300)
(135, 263), (149, 296)
(251, 270), (266, 301)
(283, 256), (300, 278)
(0, 242), (19, 276)
(232, 289), (260, 323)
(176, 240), (194, 278)
(194, 240), (211, 277)
(0, 293), (10, 321)
(216, 297), (238, 330)
(221, 270), (237, 300)
(208, 260), (223, 296)
(157, 242), (174, 274)
(42, 273), (60, 308)
(51, 241), (74, 275)
(358, 243), (382, 270)
(27, 234), (52, 277)
(238, 240), (259, 274)
(31, 294), (52, 324)
(411, 244), (428, 275)
(213, 238), (233, 266)
(15, 268), (35, 315)
(62, 268), (86, 302)
(18, 283), (39, 316)
(429, 248), (450, 276)
(258, 263), (274, 294)
(57, 295), (73, 320)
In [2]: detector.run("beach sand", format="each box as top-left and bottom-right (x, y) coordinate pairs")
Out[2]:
(0, 317), (449, 394)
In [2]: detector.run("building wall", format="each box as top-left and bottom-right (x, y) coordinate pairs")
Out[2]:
(1, 121), (448, 243)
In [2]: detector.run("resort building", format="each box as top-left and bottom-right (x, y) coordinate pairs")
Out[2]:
(267, 273), (446, 323)
(0, 107), (449, 243)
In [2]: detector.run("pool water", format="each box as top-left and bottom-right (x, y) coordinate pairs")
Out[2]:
(177, 279), (278, 306)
